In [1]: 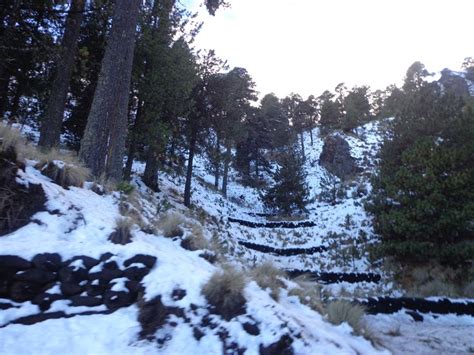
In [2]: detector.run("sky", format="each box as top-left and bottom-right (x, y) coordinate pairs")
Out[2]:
(184, 0), (474, 100)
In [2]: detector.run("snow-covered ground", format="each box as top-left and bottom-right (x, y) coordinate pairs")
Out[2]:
(1, 119), (473, 354)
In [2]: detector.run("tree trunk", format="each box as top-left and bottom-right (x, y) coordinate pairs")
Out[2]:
(0, 66), (9, 118)
(39, 0), (85, 149)
(79, 0), (140, 181)
(222, 146), (231, 198)
(9, 75), (24, 121)
(214, 134), (220, 189)
(143, 150), (159, 192)
(309, 128), (313, 146)
(123, 100), (143, 181)
(300, 132), (305, 161)
(184, 126), (197, 207)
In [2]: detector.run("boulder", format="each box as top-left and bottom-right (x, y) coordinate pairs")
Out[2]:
(123, 254), (157, 268)
(439, 69), (470, 97)
(14, 269), (57, 284)
(0, 255), (32, 270)
(32, 253), (62, 272)
(319, 135), (358, 180)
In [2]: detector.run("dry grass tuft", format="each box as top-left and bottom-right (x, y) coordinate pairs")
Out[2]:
(108, 217), (134, 245)
(1, 123), (90, 188)
(181, 222), (209, 251)
(326, 300), (366, 334)
(202, 265), (247, 320)
(250, 262), (286, 300)
(157, 210), (186, 238)
(288, 280), (325, 314)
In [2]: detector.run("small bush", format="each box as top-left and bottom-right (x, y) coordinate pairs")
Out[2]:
(326, 300), (365, 334)
(417, 280), (459, 298)
(0, 123), (24, 154)
(157, 210), (186, 238)
(202, 266), (247, 320)
(116, 181), (135, 195)
(108, 217), (133, 245)
(250, 262), (286, 300)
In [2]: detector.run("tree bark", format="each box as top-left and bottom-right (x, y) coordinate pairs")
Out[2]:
(79, 0), (140, 181)
(222, 146), (231, 198)
(123, 100), (143, 181)
(300, 132), (305, 161)
(39, 0), (85, 149)
(0, 66), (9, 118)
(184, 126), (197, 207)
(143, 150), (159, 192)
(309, 128), (313, 146)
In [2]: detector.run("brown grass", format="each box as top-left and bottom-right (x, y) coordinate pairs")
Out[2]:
(250, 262), (286, 300)
(108, 217), (134, 245)
(326, 300), (366, 334)
(157, 210), (186, 238)
(202, 265), (247, 320)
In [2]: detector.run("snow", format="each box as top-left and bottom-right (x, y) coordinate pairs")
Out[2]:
(0, 118), (472, 354)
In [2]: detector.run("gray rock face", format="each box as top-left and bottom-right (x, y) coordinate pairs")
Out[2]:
(439, 69), (470, 97)
(319, 135), (358, 180)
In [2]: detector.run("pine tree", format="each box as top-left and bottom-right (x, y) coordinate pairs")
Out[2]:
(263, 151), (309, 214)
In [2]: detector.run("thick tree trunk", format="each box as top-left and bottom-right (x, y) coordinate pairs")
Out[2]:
(184, 127), (197, 207)
(309, 128), (313, 146)
(79, 0), (140, 181)
(39, 0), (85, 149)
(222, 146), (231, 198)
(300, 132), (305, 161)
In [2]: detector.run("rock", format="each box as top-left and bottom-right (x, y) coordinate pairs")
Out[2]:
(260, 334), (294, 355)
(14, 269), (57, 284)
(242, 322), (260, 336)
(88, 268), (123, 282)
(439, 69), (470, 97)
(123, 266), (149, 281)
(103, 290), (134, 310)
(319, 135), (358, 180)
(124, 255), (157, 268)
(69, 295), (103, 307)
(406, 310), (424, 322)
(171, 288), (186, 301)
(67, 256), (100, 270)
(103, 260), (120, 270)
(85, 280), (110, 297)
(58, 266), (88, 284)
(31, 253), (62, 272)
(125, 280), (142, 294)
(32, 293), (63, 311)
(12, 311), (66, 326)
(99, 253), (114, 262)
(10, 281), (42, 302)
(0, 255), (32, 270)
(60, 282), (83, 297)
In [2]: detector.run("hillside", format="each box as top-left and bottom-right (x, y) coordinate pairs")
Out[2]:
(1, 120), (473, 354)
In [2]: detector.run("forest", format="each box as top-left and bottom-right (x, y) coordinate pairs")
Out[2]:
(1, 1), (474, 353)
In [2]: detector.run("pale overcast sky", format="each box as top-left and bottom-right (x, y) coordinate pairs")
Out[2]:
(185, 0), (473, 99)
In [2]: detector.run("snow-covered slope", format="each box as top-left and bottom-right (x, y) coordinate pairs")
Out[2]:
(0, 134), (386, 354)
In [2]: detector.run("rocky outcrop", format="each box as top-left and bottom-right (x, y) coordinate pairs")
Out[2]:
(439, 69), (470, 97)
(319, 135), (358, 180)
(0, 253), (157, 325)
